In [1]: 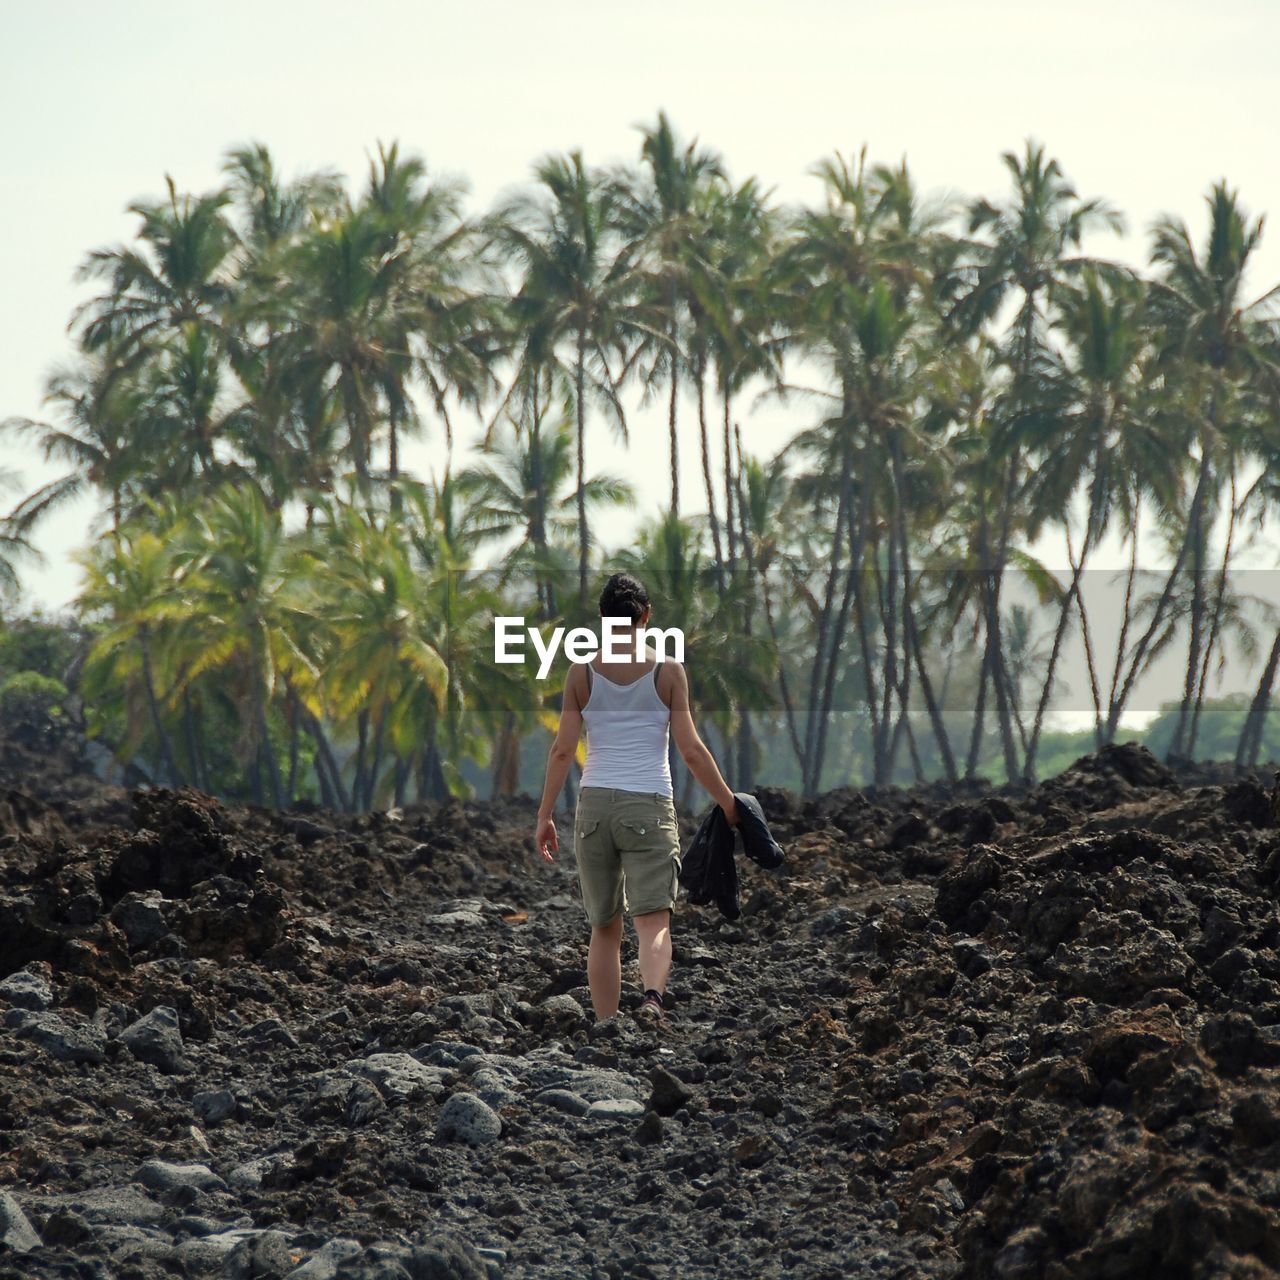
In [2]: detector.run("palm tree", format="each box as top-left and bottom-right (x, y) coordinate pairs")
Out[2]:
(0, 469), (40, 603)
(458, 412), (633, 571)
(73, 177), (239, 360)
(945, 139), (1124, 780)
(1, 355), (151, 534)
(76, 523), (187, 785)
(167, 483), (303, 807)
(1016, 269), (1179, 777)
(489, 150), (654, 604)
(1143, 182), (1280, 759)
(609, 112), (727, 516)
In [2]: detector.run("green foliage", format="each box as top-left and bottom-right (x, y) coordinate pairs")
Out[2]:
(0, 613), (80, 682)
(0, 671), (68, 745)
(6, 131), (1280, 804)
(1144, 695), (1280, 763)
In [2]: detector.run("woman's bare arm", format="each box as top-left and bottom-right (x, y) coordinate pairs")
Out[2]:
(534, 663), (588, 860)
(665, 662), (738, 825)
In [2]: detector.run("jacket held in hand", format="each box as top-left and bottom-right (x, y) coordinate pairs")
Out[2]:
(678, 791), (785, 920)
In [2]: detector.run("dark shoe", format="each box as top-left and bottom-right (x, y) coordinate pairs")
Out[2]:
(635, 989), (665, 1027)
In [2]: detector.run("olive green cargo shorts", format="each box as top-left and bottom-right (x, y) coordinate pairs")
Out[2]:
(573, 786), (681, 926)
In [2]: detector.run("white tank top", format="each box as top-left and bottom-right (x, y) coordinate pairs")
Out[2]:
(579, 664), (673, 798)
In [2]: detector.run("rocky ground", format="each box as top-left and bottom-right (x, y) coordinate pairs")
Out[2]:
(2, 730), (1280, 1279)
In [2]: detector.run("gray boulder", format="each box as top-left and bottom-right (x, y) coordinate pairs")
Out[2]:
(351, 1052), (450, 1102)
(108, 890), (173, 949)
(436, 1093), (502, 1146)
(193, 1088), (237, 1126)
(284, 1237), (363, 1278)
(137, 1159), (227, 1194)
(0, 1191), (41, 1253)
(120, 1005), (187, 1073)
(0, 968), (54, 1011)
(585, 1098), (646, 1121)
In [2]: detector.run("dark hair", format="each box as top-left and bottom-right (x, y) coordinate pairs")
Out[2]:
(598, 571), (650, 623)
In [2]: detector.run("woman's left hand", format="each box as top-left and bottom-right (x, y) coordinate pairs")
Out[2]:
(534, 814), (558, 862)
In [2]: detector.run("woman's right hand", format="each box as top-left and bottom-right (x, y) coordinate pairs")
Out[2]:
(534, 814), (558, 862)
(720, 797), (740, 828)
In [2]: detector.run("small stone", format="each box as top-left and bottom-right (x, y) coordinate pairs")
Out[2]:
(227, 1156), (280, 1190)
(352, 1052), (450, 1101)
(108, 890), (172, 949)
(585, 1098), (645, 1121)
(635, 1111), (664, 1145)
(284, 1237), (363, 1278)
(120, 1005), (186, 1073)
(0, 1190), (42, 1253)
(345, 1078), (386, 1126)
(192, 1089), (237, 1126)
(436, 1092), (502, 1146)
(649, 1067), (693, 1117)
(137, 1159), (226, 1194)
(406, 1232), (491, 1279)
(225, 1228), (296, 1279)
(0, 969), (54, 1011)
(539, 994), (585, 1020)
(535, 1089), (591, 1116)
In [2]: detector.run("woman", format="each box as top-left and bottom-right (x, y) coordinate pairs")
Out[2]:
(534, 572), (738, 1025)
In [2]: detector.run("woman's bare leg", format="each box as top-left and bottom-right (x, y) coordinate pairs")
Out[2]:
(587, 914), (624, 1019)
(633, 909), (672, 998)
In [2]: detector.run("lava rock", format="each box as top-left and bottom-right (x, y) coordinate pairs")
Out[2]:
(120, 1004), (187, 1073)
(436, 1092), (502, 1146)
(136, 1159), (227, 1194)
(4, 1007), (105, 1063)
(0, 967), (54, 1010)
(0, 1191), (42, 1252)
(192, 1088), (237, 1126)
(649, 1067), (693, 1117)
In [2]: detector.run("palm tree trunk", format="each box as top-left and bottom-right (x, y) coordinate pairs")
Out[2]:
(696, 360), (724, 591)
(139, 628), (181, 786)
(723, 391), (737, 569)
(256, 686), (283, 810)
(802, 418), (855, 793)
(366, 710), (387, 811)
(667, 309), (680, 515)
(1189, 463), (1238, 757)
(286, 694), (300, 806)
(575, 330), (589, 606)
(1024, 553), (1086, 782)
(353, 709), (370, 811)
(1106, 463), (1202, 743)
(1237, 630), (1280, 768)
(312, 715), (349, 811)
(182, 690), (201, 791)
(1104, 511), (1142, 745)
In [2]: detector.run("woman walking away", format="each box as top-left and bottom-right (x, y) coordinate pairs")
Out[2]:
(534, 571), (738, 1027)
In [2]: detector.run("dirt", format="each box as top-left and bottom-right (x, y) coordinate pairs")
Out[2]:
(2, 734), (1279, 1278)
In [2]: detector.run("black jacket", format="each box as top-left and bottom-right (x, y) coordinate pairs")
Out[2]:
(678, 792), (785, 920)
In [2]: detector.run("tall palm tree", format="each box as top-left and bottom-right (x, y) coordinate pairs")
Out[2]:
(1144, 182), (1280, 759)
(945, 139), (1124, 780)
(1016, 269), (1178, 777)
(489, 150), (653, 603)
(610, 112), (727, 515)
(73, 177), (239, 360)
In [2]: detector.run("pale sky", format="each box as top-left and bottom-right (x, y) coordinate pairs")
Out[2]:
(4, 0), (1280, 719)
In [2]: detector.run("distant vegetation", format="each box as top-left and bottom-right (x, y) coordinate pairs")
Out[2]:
(3, 119), (1280, 807)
